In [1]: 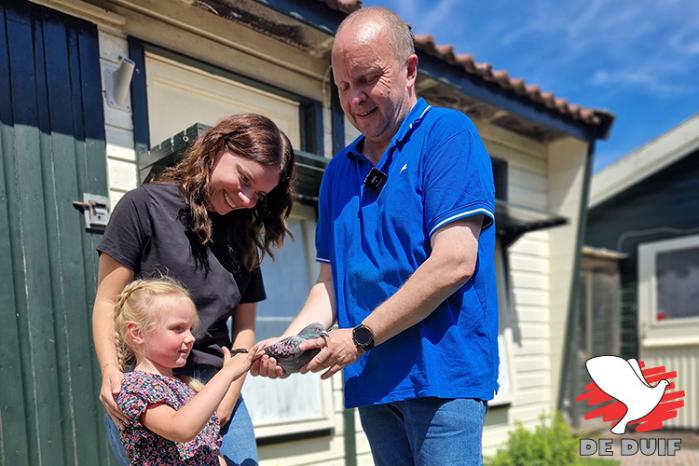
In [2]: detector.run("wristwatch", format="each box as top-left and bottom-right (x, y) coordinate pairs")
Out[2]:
(352, 324), (375, 352)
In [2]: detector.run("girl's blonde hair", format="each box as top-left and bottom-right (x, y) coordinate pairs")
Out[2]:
(114, 278), (198, 371)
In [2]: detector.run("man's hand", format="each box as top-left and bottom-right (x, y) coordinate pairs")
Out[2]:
(298, 328), (361, 379)
(99, 364), (127, 428)
(250, 338), (288, 379)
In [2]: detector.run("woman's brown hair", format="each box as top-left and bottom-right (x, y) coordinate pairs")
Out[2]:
(157, 114), (295, 270)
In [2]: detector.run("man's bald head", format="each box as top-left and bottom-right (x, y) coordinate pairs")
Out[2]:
(334, 7), (415, 63)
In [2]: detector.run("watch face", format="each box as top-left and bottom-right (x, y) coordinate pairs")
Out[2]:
(354, 326), (373, 346)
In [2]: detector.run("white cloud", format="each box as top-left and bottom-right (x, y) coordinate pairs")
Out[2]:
(669, 24), (699, 55)
(419, 0), (459, 34)
(589, 68), (692, 95)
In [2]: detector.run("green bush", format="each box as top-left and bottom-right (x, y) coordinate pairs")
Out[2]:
(488, 413), (580, 466)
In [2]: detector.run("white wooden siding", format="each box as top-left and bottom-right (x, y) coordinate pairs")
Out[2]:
(641, 347), (699, 429)
(547, 137), (588, 409)
(479, 123), (555, 456)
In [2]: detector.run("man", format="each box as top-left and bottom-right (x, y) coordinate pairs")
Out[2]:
(253, 6), (498, 465)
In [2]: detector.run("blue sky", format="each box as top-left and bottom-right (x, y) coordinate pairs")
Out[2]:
(362, 0), (699, 171)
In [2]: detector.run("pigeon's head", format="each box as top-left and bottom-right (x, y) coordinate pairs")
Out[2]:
(658, 380), (670, 389)
(298, 322), (327, 339)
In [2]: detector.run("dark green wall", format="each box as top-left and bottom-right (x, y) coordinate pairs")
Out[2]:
(0, 2), (113, 464)
(586, 150), (699, 358)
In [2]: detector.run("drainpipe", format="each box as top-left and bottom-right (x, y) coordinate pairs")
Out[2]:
(329, 76), (357, 466)
(343, 402), (357, 466)
(557, 139), (596, 412)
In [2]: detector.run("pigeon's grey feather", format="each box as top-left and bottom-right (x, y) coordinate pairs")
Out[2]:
(264, 322), (328, 374)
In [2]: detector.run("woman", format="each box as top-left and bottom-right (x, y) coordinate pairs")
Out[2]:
(92, 114), (294, 465)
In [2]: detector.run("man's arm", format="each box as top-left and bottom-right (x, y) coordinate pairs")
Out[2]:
(300, 215), (483, 379)
(282, 262), (336, 336)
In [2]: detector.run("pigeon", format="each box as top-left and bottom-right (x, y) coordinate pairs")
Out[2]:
(263, 322), (328, 374)
(585, 355), (669, 434)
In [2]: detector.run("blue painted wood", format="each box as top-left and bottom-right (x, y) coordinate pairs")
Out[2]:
(128, 37), (150, 156)
(258, 0), (347, 34)
(0, 5), (31, 465)
(331, 78), (345, 155)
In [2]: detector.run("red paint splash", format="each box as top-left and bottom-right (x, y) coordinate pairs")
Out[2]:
(576, 360), (685, 433)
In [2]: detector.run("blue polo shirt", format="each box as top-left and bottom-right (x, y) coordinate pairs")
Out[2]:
(316, 98), (499, 408)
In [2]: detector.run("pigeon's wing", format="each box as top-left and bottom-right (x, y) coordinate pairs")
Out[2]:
(585, 356), (637, 402)
(627, 358), (650, 387)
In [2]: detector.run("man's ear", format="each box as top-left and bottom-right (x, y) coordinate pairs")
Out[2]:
(126, 322), (145, 346)
(406, 54), (418, 86)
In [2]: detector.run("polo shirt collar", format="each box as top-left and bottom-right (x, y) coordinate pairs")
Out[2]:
(346, 97), (431, 160)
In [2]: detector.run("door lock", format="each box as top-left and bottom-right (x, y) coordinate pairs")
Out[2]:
(73, 193), (110, 231)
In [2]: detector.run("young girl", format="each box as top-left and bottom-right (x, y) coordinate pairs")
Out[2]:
(114, 278), (252, 466)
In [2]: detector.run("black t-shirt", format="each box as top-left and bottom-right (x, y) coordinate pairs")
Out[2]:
(98, 183), (265, 368)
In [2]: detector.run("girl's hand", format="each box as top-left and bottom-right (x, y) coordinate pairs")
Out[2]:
(99, 365), (128, 428)
(221, 347), (253, 379)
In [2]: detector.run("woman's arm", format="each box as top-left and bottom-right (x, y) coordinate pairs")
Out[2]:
(92, 253), (134, 426)
(141, 349), (252, 443)
(215, 302), (256, 424)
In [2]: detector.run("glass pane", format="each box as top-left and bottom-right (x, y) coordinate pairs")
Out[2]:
(242, 217), (326, 426)
(256, 219), (313, 340)
(592, 272), (620, 355)
(656, 246), (699, 320)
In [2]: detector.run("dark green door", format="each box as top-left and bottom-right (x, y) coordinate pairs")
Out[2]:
(0, 1), (112, 464)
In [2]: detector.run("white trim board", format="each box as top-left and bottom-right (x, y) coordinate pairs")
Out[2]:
(590, 113), (699, 208)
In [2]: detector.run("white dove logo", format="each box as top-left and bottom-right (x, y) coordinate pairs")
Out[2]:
(585, 356), (669, 435)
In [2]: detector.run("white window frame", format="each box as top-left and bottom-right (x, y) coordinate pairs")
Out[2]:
(242, 205), (335, 438)
(490, 240), (515, 406)
(638, 234), (699, 348)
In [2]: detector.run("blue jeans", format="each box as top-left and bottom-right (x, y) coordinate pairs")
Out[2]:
(358, 397), (487, 466)
(106, 365), (258, 466)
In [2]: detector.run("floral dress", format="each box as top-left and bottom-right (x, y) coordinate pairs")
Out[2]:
(116, 370), (221, 465)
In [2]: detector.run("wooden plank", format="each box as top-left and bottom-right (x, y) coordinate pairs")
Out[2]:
(43, 9), (105, 464)
(72, 16), (112, 464)
(0, 6), (31, 464)
(4, 3), (65, 464)
(15, 3), (68, 463)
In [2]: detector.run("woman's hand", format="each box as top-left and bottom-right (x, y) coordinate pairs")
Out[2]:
(99, 364), (127, 428)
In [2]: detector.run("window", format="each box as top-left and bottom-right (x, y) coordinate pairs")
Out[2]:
(491, 240), (514, 406)
(241, 206), (334, 437)
(639, 234), (699, 346)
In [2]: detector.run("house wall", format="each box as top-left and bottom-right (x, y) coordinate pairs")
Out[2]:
(546, 137), (589, 411)
(587, 153), (699, 429)
(475, 123), (566, 453)
(67, 0), (360, 464)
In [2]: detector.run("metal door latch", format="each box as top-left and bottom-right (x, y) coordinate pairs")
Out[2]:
(72, 193), (110, 230)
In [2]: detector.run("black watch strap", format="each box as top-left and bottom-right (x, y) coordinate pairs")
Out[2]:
(352, 324), (375, 351)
